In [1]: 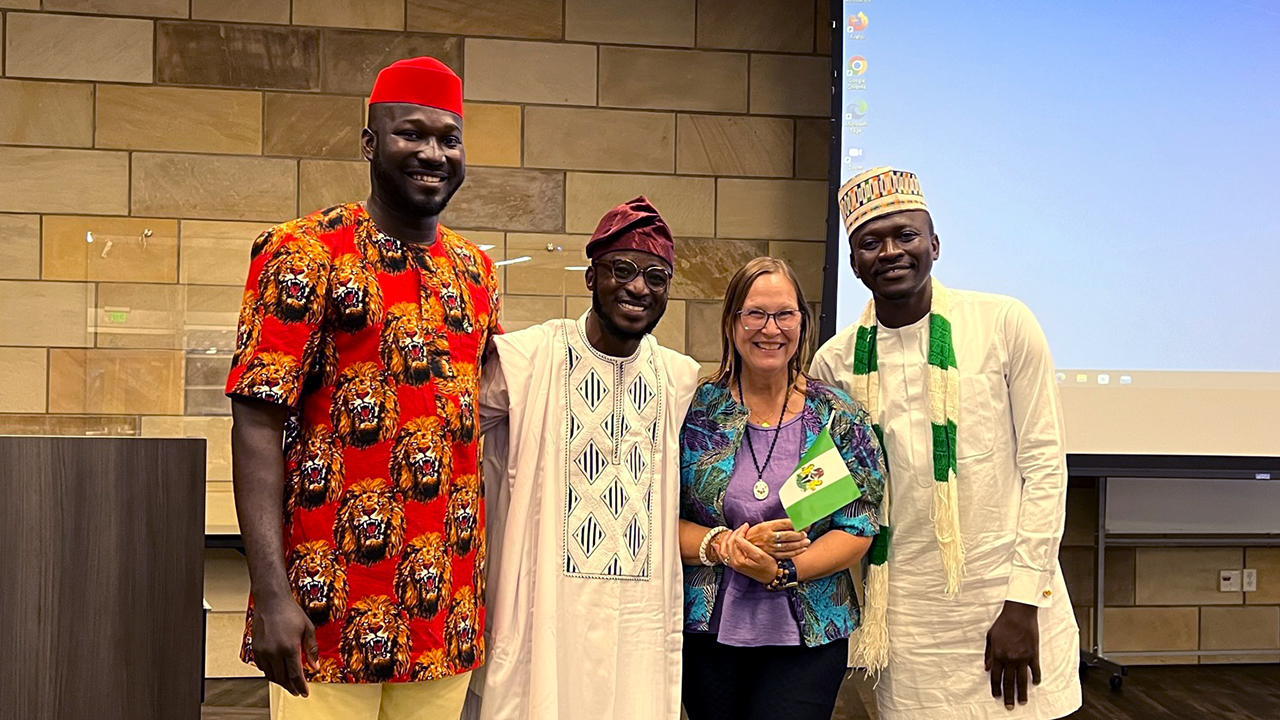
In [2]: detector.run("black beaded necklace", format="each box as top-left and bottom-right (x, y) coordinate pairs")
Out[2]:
(738, 371), (793, 501)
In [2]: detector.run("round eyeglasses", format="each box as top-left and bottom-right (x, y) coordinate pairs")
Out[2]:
(737, 309), (802, 331)
(592, 259), (672, 291)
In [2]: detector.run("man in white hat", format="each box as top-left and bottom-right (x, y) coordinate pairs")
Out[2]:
(811, 167), (1081, 720)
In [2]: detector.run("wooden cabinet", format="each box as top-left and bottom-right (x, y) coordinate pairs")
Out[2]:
(0, 436), (205, 720)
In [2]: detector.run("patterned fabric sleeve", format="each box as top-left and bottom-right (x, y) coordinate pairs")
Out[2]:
(824, 386), (887, 538)
(677, 382), (726, 527)
(482, 250), (502, 341)
(678, 403), (701, 523)
(224, 226), (332, 409)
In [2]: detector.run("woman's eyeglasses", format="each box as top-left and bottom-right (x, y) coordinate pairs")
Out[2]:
(737, 309), (802, 331)
(592, 259), (672, 291)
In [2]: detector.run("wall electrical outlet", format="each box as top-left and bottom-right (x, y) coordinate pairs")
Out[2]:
(1220, 569), (1242, 592)
(1243, 569), (1258, 592)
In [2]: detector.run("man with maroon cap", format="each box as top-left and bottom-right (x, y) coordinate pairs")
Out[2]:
(226, 56), (498, 719)
(467, 197), (700, 720)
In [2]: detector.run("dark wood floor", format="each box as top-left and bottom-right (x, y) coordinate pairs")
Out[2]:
(832, 664), (1280, 720)
(203, 664), (1280, 720)
(1065, 664), (1280, 720)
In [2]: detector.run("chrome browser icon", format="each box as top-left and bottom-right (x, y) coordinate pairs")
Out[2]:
(848, 56), (867, 75)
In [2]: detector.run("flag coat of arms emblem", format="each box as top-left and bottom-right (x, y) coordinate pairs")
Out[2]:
(779, 426), (861, 530)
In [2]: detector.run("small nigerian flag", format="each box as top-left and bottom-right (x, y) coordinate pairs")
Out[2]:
(780, 426), (861, 530)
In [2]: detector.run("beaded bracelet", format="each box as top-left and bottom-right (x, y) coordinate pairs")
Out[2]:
(765, 558), (799, 591)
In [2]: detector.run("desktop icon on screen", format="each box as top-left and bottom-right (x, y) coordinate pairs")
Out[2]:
(1119, 375), (1133, 385)
(845, 99), (868, 119)
(1097, 374), (1111, 385)
(848, 12), (868, 32)
(848, 56), (867, 76)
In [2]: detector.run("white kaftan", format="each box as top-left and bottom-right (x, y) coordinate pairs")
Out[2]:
(812, 289), (1081, 720)
(469, 314), (700, 720)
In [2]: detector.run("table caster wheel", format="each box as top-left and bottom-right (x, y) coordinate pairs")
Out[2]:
(1109, 674), (1123, 691)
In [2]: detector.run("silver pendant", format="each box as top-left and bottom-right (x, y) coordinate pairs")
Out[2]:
(753, 480), (769, 500)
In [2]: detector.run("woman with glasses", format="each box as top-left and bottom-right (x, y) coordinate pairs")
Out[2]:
(677, 257), (886, 720)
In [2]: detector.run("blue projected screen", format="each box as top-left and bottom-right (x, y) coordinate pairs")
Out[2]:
(834, 0), (1280, 375)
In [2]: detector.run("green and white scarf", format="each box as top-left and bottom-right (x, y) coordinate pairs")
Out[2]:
(850, 277), (965, 674)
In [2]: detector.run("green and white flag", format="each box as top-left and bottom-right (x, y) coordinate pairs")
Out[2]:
(779, 426), (860, 531)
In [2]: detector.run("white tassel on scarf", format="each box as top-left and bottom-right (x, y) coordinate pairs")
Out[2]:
(849, 278), (966, 675)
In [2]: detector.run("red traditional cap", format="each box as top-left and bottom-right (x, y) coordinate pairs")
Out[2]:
(368, 56), (463, 117)
(585, 196), (675, 266)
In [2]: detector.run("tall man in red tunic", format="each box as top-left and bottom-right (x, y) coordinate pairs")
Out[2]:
(227, 57), (499, 720)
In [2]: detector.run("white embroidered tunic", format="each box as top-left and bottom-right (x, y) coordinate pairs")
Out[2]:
(812, 289), (1082, 720)
(471, 314), (700, 720)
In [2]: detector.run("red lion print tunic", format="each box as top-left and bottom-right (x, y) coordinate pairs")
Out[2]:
(225, 203), (499, 684)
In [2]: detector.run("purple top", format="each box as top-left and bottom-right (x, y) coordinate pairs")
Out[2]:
(707, 413), (805, 646)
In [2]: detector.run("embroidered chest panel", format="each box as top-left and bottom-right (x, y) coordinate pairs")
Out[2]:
(561, 324), (664, 580)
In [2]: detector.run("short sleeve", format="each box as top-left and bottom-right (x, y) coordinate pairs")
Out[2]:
(484, 254), (502, 342)
(225, 228), (332, 409)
